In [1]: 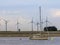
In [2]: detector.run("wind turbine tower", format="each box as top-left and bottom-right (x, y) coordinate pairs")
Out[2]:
(17, 20), (19, 31)
(37, 22), (39, 31)
(46, 17), (48, 28)
(31, 18), (34, 31)
(3, 19), (8, 31)
(5, 20), (8, 31)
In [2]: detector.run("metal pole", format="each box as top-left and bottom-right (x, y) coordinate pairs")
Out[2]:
(1, 18), (8, 31)
(39, 6), (42, 31)
(45, 17), (49, 36)
(5, 21), (7, 31)
(39, 6), (42, 37)
(46, 17), (48, 28)
(37, 22), (39, 31)
(31, 18), (33, 32)
(17, 20), (18, 31)
(17, 20), (19, 31)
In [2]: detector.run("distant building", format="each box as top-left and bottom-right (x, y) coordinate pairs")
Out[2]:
(44, 26), (57, 31)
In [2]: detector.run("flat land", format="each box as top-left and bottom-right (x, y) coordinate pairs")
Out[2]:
(0, 31), (60, 37)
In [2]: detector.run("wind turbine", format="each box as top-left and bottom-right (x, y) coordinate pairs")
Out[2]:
(16, 19), (21, 32)
(26, 17), (35, 31)
(1, 18), (8, 31)
(3, 19), (8, 31)
(36, 22), (40, 31)
(31, 18), (34, 31)
(17, 19), (19, 31)
(45, 17), (54, 40)
(45, 16), (53, 27)
(42, 16), (50, 32)
(45, 17), (48, 31)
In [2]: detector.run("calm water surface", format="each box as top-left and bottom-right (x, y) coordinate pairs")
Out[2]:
(0, 37), (60, 45)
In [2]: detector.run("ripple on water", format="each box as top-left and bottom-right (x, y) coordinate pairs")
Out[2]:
(0, 37), (59, 45)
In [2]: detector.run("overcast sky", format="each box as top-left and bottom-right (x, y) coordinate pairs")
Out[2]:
(0, 0), (60, 31)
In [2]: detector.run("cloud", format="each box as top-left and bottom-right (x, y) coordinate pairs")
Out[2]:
(49, 9), (60, 17)
(0, 0), (49, 31)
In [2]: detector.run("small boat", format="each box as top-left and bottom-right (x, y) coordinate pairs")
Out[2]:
(30, 34), (48, 40)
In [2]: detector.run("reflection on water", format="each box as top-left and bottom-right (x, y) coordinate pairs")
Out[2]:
(0, 37), (60, 45)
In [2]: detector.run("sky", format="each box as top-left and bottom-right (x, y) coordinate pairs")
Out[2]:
(0, 0), (60, 31)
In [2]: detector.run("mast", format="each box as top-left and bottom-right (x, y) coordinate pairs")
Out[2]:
(39, 6), (42, 31)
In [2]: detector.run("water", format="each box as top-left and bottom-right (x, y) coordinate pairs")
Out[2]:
(0, 37), (60, 45)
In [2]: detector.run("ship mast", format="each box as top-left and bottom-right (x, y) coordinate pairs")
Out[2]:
(39, 6), (42, 31)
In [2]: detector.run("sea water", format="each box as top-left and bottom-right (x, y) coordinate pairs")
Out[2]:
(0, 37), (60, 45)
